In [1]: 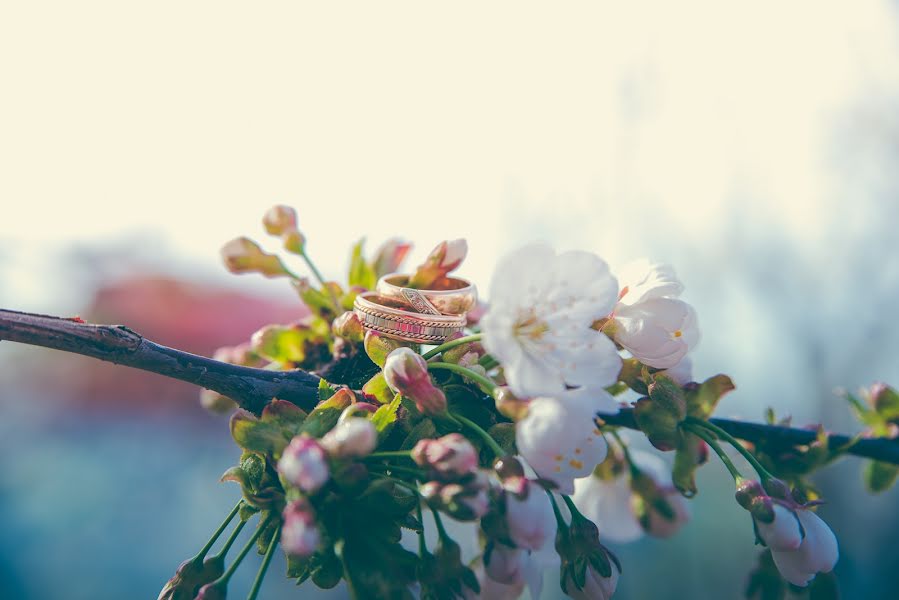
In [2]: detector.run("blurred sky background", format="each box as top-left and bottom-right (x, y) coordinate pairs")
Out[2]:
(2, 1), (899, 599)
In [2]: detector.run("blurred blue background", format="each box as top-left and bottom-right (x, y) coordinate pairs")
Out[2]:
(2, 1), (899, 598)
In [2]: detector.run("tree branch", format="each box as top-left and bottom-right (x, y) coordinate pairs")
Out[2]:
(2, 308), (897, 465)
(603, 408), (899, 466)
(0, 309), (321, 414)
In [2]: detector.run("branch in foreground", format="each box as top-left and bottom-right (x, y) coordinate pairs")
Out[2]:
(603, 408), (899, 466)
(0, 309), (321, 414)
(2, 308), (897, 464)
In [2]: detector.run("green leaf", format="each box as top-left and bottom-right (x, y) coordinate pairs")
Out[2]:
(363, 372), (395, 404)
(228, 400), (306, 457)
(685, 374), (735, 419)
(371, 393), (402, 442)
(864, 460), (899, 493)
(319, 378), (338, 402)
(348, 239), (377, 290)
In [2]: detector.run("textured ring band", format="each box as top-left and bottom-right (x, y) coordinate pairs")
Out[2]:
(353, 292), (466, 343)
(375, 273), (478, 316)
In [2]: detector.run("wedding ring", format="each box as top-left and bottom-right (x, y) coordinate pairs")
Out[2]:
(375, 273), (478, 316)
(353, 292), (467, 343)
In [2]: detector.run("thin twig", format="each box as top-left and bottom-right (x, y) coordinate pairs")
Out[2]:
(0, 309), (321, 414)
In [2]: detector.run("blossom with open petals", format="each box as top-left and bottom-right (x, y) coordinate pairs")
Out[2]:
(516, 395), (609, 494)
(481, 244), (622, 406)
(610, 259), (699, 369)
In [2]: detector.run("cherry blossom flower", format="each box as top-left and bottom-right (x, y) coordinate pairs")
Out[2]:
(516, 395), (609, 494)
(480, 244), (622, 406)
(609, 259), (700, 369)
(383, 347), (448, 415)
(277, 435), (330, 493)
(281, 500), (321, 556)
(504, 479), (557, 550)
(320, 417), (377, 458)
(412, 434), (479, 478)
(758, 507), (839, 586)
(484, 542), (528, 585)
(574, 449), (690, 542)
(564, 560), (620, 600)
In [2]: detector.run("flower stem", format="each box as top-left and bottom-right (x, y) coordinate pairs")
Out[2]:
(422, 333), (484, 360)
(685, 424), (743, 481)
(416, 502), (427, 555)
(561, 494), (587, 523)
(370, 463), (425, 479)
(300, 250), (341, 313)
(211, 517), (248, 561)
(428, 361), (497, 397)
(217, 513), (276, 586)
(608, 429), (642, 479)
(686, 417), (775, 481)
(366, 450), (414, 460)
(196, 500), (242, 561)
(431, 508), (450, 541)
(246, 523), (280, 600)
(450, 412), (505, 457)
(546, 490), (568, 529)
(478, 355), (500, 371)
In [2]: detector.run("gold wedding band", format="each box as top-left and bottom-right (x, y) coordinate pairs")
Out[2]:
(375, 273), (478, 316)
(353, 292), (467, 343)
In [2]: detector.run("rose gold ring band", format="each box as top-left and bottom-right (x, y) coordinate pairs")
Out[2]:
(353, 292), (467, 343)
(375, 273), (478, 316)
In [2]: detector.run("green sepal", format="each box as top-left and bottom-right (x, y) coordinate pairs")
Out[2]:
(348, 239), (378, 290)
(864, 460), (899, 493)
(633, 377), (686, 452)
(371, 393), (403, 442)
(300, 389), (354, 438)
(229, 399), (307, 457)
(672, 430), (707, 497)
(685, 374), (735, 419)
(319, 378), (338, 402)
(363, 372), (395, 404)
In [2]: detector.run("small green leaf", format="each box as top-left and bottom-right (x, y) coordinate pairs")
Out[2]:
(362, 372), (395, 404)
(319, 378), (338, 402)
(348, 239), (377, 290)
(685, 374), (734, 419)
(230, 410), (290, 456)
(864, 460), (899, 493)
(371, 393), (402, 441)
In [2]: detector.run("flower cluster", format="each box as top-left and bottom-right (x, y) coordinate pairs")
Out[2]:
(158, 205), (860, 600)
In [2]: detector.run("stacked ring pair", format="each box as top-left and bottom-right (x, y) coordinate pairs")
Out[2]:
(353, 273), (477, 343)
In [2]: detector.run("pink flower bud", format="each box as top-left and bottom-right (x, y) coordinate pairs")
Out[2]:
(372, 238), (413, 277)
(281, 500), (321, 557)
(420, 472), (490, 521)
(194, 581), (227, 600)
(411, 433), (478, 477)
(262, 205), (298, 236)
(332, 311), (365, 343)
(383, 347), (447, 415)
(407, 239), (468, 289)
(321, 417), (377, 458)
(277, 435), (330, 493)
(220, 237), (288, 278)
(484, 542), (527, 585)
(505, 480), (556, 550)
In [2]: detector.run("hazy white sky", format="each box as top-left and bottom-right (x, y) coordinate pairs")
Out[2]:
(2, 1), (899, 418)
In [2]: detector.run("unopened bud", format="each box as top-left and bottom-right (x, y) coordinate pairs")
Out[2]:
(494, 456), (528, 496)
(372, 238), (413, 277)
(762, 477), (792, 501)
(383, 347), (448, 415)
(364, 329), (404, 367)
(277, 435), (330, 493)
(441, 333), (485, 365)
(332, 311), (364, 343)
(220, 237), (288, 278)
(412, 433), (478, 478)
(407, 239), (468, 289)
(867, 382), (899, 423)
(735, 478), (776, 523)
(194, 580), (227, 600)
(281, 499), (320, 557)
(321, 417), (377, 458)
(282, 230), (306, 255)
(262, 205), (298, 236)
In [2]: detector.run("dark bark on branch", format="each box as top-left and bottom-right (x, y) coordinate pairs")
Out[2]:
(0, 309), (321, 414)
(603, 408), (899, 466)
(2, 309), (898, 464)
